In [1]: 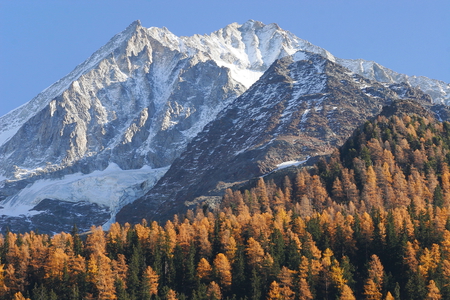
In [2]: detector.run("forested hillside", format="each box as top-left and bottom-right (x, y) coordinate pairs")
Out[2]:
(2, 110), (450, 299)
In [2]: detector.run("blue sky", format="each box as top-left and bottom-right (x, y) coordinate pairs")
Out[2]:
(0, 0), (449, 117)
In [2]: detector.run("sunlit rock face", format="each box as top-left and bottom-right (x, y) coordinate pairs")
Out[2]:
(0, 20), (448, 232)
(117, 51), (445, 224)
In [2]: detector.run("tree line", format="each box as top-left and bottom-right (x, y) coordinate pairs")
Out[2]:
(2, 113), (450, 299)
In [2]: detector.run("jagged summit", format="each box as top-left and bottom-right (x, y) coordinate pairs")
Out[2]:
(131, 19), (141, 27)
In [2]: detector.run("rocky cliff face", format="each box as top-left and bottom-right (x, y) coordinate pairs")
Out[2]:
(0, 20), (448, 233)
(117, 51), (444, 223)
(0, 20), (335, 232)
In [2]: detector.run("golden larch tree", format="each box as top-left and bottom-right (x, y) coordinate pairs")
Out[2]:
(404, 241), (418, 272)
(298, 278), (313, 300)
(278, 266), (295, 300)
(384, 292), (394, 300)
(85, 226), (106, 256)
(195, 223), (212, 258)
(92, 254), (116, 300)
(339, 284), (356, 300)
(256, 178), (271, 213)
(13, 292), (30, 300)
(166, 289), (178, 300)
(426, 280), (442, 300)
(363, 278), (382, 300)
(362, 166), (383, 209)
(45, 248), (69, 280)
(213, 253), (232, 288)
(197, 258), (212, 281)
(368, 254), (384, 289)
(245, 237), (265, 268)
(267, 281), (281, 300)
(111, 254), (128, 288)
(143, 265), (159, 297)
(207, 281), (222, 300)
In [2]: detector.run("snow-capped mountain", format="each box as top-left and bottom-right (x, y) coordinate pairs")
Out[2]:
(0, 20), (448, 233)
(117, 51), (447, 223)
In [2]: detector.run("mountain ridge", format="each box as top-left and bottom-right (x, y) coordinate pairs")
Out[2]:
(0, 20), (449, 233)
(117, 50), (445, 224)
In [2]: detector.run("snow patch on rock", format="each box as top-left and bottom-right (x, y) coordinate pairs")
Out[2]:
(1, 163), (169, 226)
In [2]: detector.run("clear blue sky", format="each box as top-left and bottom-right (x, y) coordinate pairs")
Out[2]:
(0, 0), (449, 117)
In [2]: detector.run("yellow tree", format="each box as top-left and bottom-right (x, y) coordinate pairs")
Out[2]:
(166, 289), (178, 300)
(363, 278), (382, 300)
(299, 196), (314, 218)
(197, 258), (212, 281)
(362, 166), (383, 209)
(363, 254), (384, 300)
(86, 226), (106, 256)
(267, 281), (281, 300)
(392, 166), (410, 207)
(442, 259), (450, 282)
(278, 266), (295, 300)
(98, 255), (117, 299)
(298, 278), (313, 300)
(368, 254), (384, 290)
(143, 265), (159, 297)
(384, 292), (394, 300)
(440, 164), (450, 208)
(69, 254), (86, 282)
(295, 169), (309, 200)
(340, 168), (359, 204)
(87, 254), (116, 300)
(5, 264), (21, 296)
(213, 253), (232, 288)
(195, 223), (212, 258)
(404, 241), (419, 272)
(111, 254), (128, 288)
(271, 188), (286, 212)
(283, 176), (293, 206)
(311, 175), (329, 211)
(164, 220), (178, 255)
(178, 219), (194, 253)
(27, 232), (49, 279)
(5, 233), (29, 294)
(207, 281), (222, 300)
(419, 246), (440, 278)
(332, 177), (345, 202)
(45, 248), (69, 280)
(0, 264), (8, 297)
(339, 284), (356, 300)
(223, 234), (237, 263)
(13, 292), (30, 300)
(135, 223), (151, 249)
(256, 177), (271, 213)
(246, 237), (265, 269)
(331, 262), (347, 292)
(426, 280), (442, 300)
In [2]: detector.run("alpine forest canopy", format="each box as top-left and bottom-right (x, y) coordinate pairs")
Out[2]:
(2, 112), (450, 299)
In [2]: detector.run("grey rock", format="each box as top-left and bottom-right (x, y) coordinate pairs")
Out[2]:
(117, 51), (447, 223)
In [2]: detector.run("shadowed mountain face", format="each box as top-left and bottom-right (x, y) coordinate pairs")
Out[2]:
(117, 52), (445, 224)
(0, 20), (449, 233)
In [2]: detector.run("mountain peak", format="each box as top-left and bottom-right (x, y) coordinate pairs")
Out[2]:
(1, 19), (450, 233)
(239, 20), (283, 32)
(122, 19), (143, 36)
(129, 19), (142, 28)
(241, 19), (265, 29)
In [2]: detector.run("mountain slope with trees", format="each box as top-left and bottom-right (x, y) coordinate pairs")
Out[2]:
(2, 105), (450, 299)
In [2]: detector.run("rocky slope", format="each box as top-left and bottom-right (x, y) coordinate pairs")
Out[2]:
(0, 20), (449, 232)
(117, 51), (448, 223)
(0, 20), (335, 232)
